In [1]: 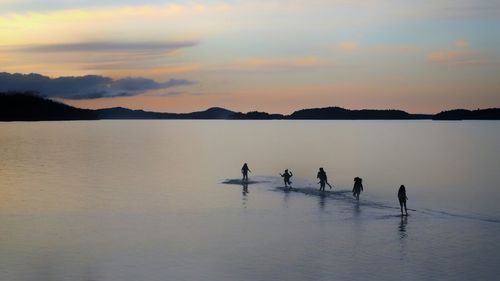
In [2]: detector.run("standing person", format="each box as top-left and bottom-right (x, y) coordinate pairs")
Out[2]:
(241, 163), (251, 182)
(280, 169), (293, 189)
(398, 185), (408, 216)
(317, 167), (331, 191)
(352, 177), (363, 200)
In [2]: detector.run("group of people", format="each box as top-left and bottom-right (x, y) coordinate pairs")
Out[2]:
(241, 163), (409, 216)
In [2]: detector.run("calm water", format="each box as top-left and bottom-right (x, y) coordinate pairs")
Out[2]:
(1, 120), (499, 281)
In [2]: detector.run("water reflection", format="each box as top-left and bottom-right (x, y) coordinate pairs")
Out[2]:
(353, 201), (361, 218)
(242, 182), (248, 194)
(318, 193), (326, 210)
(282, 188), (291, 208)
(242, 182), (248, 208)
(399, 215), (408, 239)
(398, 215), (409, 260)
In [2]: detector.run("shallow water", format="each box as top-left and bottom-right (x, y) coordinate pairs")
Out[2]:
(0, 120), (499, 281)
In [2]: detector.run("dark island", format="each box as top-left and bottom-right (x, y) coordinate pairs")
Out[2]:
(1, 93), (499, 121)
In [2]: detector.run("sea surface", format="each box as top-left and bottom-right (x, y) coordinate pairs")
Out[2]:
(1, 120), (499, 281)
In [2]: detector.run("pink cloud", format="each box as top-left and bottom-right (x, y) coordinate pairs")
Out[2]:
(455, 39), (469, 48)
(428, 41), (490, 66)
(337, 41), (358, 52)
(428, 50), (462, 62)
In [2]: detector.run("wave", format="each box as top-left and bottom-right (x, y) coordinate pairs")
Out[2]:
(274, 185), (499, 224)
(419, 209), (500, 224)
(222, 176), (500, 224)
(274, 185), (414, 211)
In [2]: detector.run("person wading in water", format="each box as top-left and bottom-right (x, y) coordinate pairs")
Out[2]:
(317, 167), (332, 191)
(398, 185), (409, 216)
(280, 169), (293, 189)
(241, 163), (251, 182)
(352, 177), (363, 200)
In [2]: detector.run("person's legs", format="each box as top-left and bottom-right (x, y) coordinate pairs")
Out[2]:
(403, 201), (408, 215)
(399, 199), (404, 214)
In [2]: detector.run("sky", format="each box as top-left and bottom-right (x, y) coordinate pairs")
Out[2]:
(0, 0), (499, 113)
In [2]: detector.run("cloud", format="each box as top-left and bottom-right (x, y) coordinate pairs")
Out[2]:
(0, 72), (194, 99)
(337, 41), (358, 52)
(427, 50), (487, 65)
(428, 50), (461, 62)
(455, 39), (469, 48)
(11, 41), (198, 53)
(0, 40), (199, 77)
(428, 40), (488, 65)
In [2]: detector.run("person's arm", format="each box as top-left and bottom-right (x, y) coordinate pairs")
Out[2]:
(290, 172), (293, 177)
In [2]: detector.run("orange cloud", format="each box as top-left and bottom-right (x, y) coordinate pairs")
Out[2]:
(428, 50), (487, 65)
(0, 53), (11, 62)
(428, 50), (462, 62)
(337, 41), (358, 52)
(428, 40), (488, 65)
(455, 39), (469, 48)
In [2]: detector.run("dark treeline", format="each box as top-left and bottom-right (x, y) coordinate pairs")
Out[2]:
(1, 92), (499, 121)
(0, 92), (98, 121)
(289, 107), (432, 119)
(433, 108), (500, 120)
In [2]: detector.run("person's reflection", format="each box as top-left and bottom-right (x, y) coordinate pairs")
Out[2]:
(353, 201), (361, 218)
(398, 215), (409, 260)
(242, 182), (249, 194)
(399, 215), (408, 239)
(282, 187), (291, 207)
(242, 182), (248, 208)
(318, 193), (326, 210)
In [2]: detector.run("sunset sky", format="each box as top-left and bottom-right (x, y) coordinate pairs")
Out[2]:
(1, 0), (499, 113)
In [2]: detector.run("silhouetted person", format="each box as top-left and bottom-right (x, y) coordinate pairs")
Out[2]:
(317, 167), (331, 191)
(280, 169), (293, 189)
(241, 163), (251, 182)
(398, 185), (408, 216)
(352, 177), (363, 200)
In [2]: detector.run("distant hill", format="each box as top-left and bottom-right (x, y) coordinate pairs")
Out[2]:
(0, 93), (97, 121)
(96, 107), (241, 119)
(289, 106), (431, 119)
(433, 108), (500, 120)
(1, 93), (499, 121)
